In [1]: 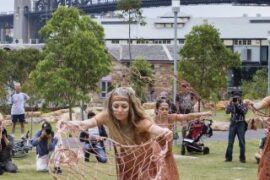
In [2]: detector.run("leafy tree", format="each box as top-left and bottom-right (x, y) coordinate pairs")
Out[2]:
(0, 49), (41, 110)
(30, 6), (111, 119)
(117, 0), (144, 60)
(0, 49), (8, 105)
(130, 57), (153, 102)
(179, 24), (240, 100)
(7, 49), (42, 88)
(242, 68), (267, 99)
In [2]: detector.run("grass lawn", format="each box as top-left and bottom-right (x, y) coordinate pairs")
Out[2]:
(175, 140), (259, 180)
(0, 109), (261, 180)
(0, 139), (260, 180)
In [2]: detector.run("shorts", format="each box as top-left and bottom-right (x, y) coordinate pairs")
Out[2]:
(11, 114), (25, 123)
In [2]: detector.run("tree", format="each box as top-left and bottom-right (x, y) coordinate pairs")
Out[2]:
(0, 49), (8, 105)
(179, 24), (240, 100)
(30, 6), (111, 119)
(130, 57), (153, 102)
(117, 0), (144, 60)
(242, 68), (267, 99)
(6, 49), (42, 88)
(0, 49), (42, 110)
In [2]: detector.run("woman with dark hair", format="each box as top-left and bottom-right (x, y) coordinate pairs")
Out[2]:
(0, 125), (17, 175)
(154, 99), (212, 130)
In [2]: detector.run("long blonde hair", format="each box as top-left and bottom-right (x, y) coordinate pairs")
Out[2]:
(105, 87), (150, 145)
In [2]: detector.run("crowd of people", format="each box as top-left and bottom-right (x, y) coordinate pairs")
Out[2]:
(0, 81), (269, 179)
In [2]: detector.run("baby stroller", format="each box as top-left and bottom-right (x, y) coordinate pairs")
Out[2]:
(181, 119), (213, 155)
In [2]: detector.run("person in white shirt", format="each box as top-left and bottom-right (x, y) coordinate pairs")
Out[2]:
(10, 83), (30, 138)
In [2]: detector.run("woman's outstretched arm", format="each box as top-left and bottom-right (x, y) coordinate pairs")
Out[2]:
(170, 111), (212, 123)
(58, 112), (108, 131)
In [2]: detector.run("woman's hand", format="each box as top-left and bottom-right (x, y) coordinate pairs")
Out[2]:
(57, 120), (82, 131)
(162, 128), (173, 140)
(199, 111), (213, 120)
(243, 99), (254, 109)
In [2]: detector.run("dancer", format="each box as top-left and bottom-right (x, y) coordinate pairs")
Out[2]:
(59, 87), (180, 180)
(245, 96), (270, 180)
(154, 99), (212, 130)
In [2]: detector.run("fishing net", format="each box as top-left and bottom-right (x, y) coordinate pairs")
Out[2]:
(48, 125), (173, 180)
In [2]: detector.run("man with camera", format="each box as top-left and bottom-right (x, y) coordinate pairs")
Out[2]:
(0, 121), (17, 175)
(79, 112), (108, 163)
(32, 122), (58, 172)
(225, 91), (248, 163)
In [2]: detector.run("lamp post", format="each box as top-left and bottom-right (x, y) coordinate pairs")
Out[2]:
(267, 32), (270, 94)
(172, 0), (180, 104)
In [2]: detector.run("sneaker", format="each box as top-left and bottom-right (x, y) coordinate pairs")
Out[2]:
(225, 159), (232, 162)
(0, 168), (4, 175)
(240, 159), (246, 163)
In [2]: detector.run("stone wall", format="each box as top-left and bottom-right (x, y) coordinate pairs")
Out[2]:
(90, 58), (173, 103)
(152, 63), (173, 98)
(111, 59), (129, 86)
(89, 58), (129, 105)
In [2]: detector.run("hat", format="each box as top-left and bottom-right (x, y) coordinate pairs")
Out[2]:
(231, 90), (242, 97)
(41, 122), (52, 130)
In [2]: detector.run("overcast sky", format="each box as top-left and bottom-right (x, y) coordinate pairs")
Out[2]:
(1, 0), (270, 17)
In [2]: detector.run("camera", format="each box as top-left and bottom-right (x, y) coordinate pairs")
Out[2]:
(232, 97), (238, 103)
(42, 122), (52, 135)
(45, 127), (52, 135)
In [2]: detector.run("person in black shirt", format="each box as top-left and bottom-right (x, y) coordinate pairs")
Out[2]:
(225, 92), (248, 163)
(79, 112), (108, 163)
(0, 126), (17, 175)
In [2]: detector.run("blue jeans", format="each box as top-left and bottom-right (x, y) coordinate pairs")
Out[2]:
(84, 143), (107, 163)
(225, 121), (246, 161)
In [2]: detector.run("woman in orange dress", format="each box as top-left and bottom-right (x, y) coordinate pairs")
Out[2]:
(245, 97), (270, 180)
(59, 87), (180, 180)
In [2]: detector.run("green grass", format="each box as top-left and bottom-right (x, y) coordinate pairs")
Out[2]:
(175, 140), (259, 180)
(1, 111), (261, 180)
(1, 140), (260, 180)
(211, 109), (254, 123)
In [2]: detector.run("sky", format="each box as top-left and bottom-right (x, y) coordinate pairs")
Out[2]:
(1, 0), (270, 17)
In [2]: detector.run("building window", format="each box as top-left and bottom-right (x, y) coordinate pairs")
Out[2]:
(233, 40), (238, 45)
(179, 39), (185, 44)
(247, 49), (252, 61)
(260, 46), (268, 64)
(241, 49), (252, 61)
(100, 81), (112, 98)
(112, 40), (119, 44)
(247, 40), (251, 45)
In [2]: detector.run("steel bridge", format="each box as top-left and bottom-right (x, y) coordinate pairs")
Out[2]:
(0, 0), (270, 43)
(29, 0), (270, 16)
